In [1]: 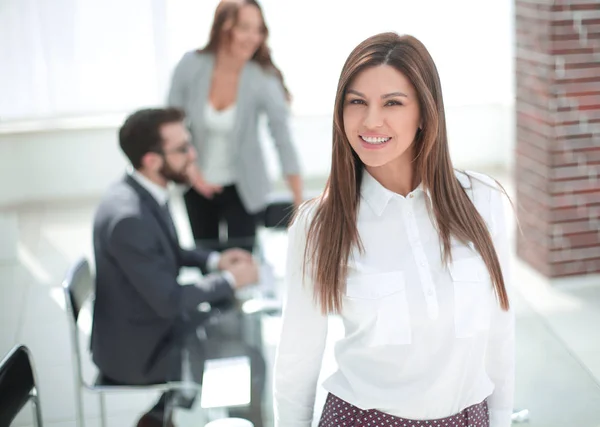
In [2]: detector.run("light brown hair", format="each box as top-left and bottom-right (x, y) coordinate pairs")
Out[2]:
(299, 32), (510, 314)
(200, 0), (290, 99)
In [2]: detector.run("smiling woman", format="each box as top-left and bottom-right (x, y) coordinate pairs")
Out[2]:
(274, 33), (515, 427)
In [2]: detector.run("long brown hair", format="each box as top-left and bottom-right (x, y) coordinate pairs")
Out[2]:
(301, 33), (510, 314)
(199, 0), (290, 99)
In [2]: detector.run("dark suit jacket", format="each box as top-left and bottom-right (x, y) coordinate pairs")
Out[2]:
(90, 175), (234, 384)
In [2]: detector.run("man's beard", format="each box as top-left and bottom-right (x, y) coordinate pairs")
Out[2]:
(160, 161), (189, 184)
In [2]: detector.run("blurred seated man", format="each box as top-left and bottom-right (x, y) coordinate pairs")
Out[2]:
(90, 108), (259, 427)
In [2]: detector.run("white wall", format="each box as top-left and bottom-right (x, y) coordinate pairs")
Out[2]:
(0, 103), (513, 207)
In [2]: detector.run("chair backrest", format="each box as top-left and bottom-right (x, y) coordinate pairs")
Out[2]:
(263, 197), (294, 230)
(262, 190), (321, 229)
(62, 257), (94, 387)
(0, 345), (41, 426)
(63, 258), (94, 321)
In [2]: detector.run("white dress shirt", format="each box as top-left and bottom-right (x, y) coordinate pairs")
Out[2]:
(129, 169), (222, 273)
(274, 169), (515, 427)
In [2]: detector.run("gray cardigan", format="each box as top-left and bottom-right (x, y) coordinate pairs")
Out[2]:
(167, 51), (301, 213)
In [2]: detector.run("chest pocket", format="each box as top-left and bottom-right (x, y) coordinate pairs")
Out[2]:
(344, 271), (411, 346)
(449, 255), (493, 338)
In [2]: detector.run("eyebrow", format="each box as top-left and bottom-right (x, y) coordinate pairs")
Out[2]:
(347, 89), (408, 99)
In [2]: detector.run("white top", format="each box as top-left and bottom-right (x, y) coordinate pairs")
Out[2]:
(202, 103), (237, 186)
(274, 170), (515, 427)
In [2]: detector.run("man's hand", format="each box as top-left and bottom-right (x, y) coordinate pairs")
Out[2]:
(218, 248), (253, 270)
(227, 260), (259, 289)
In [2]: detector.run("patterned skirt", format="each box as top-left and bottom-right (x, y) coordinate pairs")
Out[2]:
(318, 393), (489, 427)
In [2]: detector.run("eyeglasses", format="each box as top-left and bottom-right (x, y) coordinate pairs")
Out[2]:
(160, 141), (192, 156)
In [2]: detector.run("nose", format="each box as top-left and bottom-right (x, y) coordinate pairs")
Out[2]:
(363, 105), (384, 129)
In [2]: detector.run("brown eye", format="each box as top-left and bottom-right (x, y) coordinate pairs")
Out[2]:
(385, 100), (403, 106)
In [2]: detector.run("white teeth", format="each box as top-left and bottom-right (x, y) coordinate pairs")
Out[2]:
(361, 136), (391, 144)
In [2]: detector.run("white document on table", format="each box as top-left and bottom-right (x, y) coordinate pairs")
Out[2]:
(200, 356), (251, 408)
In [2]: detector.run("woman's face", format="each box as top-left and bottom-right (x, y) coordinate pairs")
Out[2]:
(343, 65), (421, 172)
(227, 4), (265, 61)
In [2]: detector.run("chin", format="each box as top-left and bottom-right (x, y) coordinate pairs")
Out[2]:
(234, 48), (255, 61)
(351, 147), (388, 166)
(171, 175), (190, 185)
(356, 148), (411, 170)
(359, 157), (390, 168)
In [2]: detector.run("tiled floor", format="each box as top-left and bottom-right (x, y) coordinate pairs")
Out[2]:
(1, 173), (600, 427)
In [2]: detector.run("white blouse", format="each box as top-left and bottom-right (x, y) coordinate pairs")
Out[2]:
(274, 170), (515, 427)
(202, 102), (237, 186)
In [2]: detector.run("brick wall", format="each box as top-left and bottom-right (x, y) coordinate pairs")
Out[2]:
(515, 0), (600, 277)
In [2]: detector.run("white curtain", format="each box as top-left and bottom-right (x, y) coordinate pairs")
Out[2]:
(0, 0), (175, 121)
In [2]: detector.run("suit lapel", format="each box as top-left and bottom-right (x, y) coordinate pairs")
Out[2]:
(230, 63), (251, 149)
(125, 176), (181, 263)
(187, 54), (213, 161)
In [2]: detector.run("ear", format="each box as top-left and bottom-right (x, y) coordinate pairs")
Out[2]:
(140, 152), (162, 171)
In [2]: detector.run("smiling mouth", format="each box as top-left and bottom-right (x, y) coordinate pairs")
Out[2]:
(360, 135), (391, 145)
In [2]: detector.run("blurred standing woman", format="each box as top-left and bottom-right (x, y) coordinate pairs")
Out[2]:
(168, 0), (303, 251)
